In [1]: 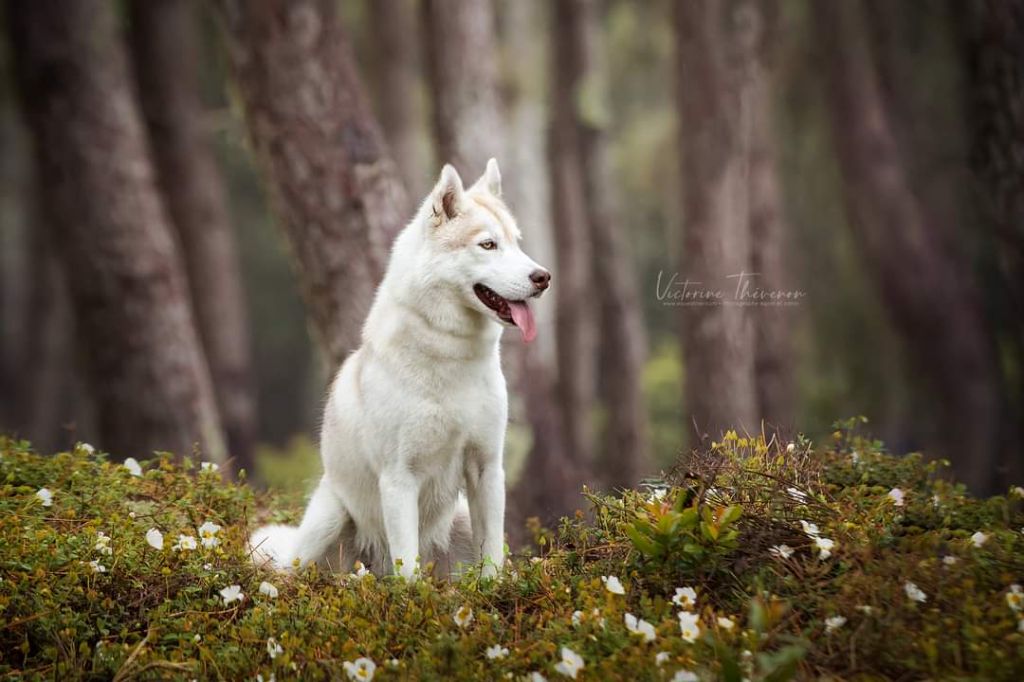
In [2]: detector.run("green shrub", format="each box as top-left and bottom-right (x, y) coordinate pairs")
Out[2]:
(1, 424), (1022, 680)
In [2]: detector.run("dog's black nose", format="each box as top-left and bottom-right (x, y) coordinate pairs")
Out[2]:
(530, 269), (551, 290)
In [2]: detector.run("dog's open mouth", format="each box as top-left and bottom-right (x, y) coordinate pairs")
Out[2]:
(474, 284), (536, 343)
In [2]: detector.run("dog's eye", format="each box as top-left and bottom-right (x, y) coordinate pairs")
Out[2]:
(479, 239), (497, 251)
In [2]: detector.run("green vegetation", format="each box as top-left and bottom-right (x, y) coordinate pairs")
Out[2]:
(2, 423), (1023, 680)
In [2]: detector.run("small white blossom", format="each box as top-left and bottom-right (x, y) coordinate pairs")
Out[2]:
(129, 511), (136, 519)
(814, 536), (835, 560)
(800, 520), (820, 537)
(887, 488), (905, 506)
(649, 487), (668, 502)
(220, 584), (244, 604)
(454, 605), (474, 628)
(266, 637), (283, 659)
(387, 659), (399, 668)
(602, 575), (625, 595)
(351, 561), (370, 578)
(851, 450), (861, 465)
(122, 458), (142, 477)
(77, 442), (96, 455)
(716, 616), (735, 631)
(193, 634), (201, 643)
(554, 647), (584, 679)
(200, 461), (219, 473)
(571, 610), (584, 626)
(95, 532), (112, 556)
(786, 442), (796, 453)
(678, 610), (701, 643)
(485, 644), (509, 659)
(255, 674), (275, 682)
(787, 487), (808, 503)
(529, 673), (548, 682)
(655, 651), (670, 666)
(671, 670), (699, 682)
(198, 521), (222, 548)
(904, 581), (927, 603)
(1011, 486), (1024, 498)
(87, 559), (107, 573)
(624, 613), (656, 642)
(343, 658), (376, 681)
(36, 488), (53, 507)
(1006, 584), (1023, 612)
(855, 605), (876, 615)
(942, 555), (958, 566)
(145, 528), (164, 550)
(769, 544), (794, 559)
(672, 586), (697, 609)
(970, 531), (988, 548)
(825, 615), (847, 633)
(173, 534), (198, 551)
(259, 581), (279, 599)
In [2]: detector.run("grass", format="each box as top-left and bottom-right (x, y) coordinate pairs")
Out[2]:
(1, 420), (1023, 680)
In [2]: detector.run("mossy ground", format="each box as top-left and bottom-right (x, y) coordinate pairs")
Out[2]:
(1, 423), (1023, 681)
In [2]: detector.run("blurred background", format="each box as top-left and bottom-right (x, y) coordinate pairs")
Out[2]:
(0, 0), (1021, 530)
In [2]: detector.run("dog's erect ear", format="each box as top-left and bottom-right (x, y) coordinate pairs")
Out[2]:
(431, 164), (465, 223)
(471, 158), (502, 198)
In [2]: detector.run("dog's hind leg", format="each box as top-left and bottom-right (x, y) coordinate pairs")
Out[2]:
(250, 477), (349, 571)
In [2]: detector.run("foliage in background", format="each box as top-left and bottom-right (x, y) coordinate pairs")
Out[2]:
(2, 424), (1023, 680)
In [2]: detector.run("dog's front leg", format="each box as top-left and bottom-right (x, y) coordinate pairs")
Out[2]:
(380, 466), (420, 579)
(467, 462), (505, 578)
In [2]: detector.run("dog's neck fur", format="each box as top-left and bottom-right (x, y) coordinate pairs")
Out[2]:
(362, 217), (502, 367)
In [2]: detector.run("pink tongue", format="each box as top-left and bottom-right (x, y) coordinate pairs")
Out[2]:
(507, 301), (537, 343)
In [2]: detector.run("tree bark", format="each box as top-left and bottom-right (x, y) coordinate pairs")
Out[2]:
(366, 0), (428, 195)
(674, 0), (758, 441)
(214, 0), (409, 371)
(7, 0), (226, 463)
(746, 0), (795, 428)
(129, 0), (257, 475)
(815, 0), (1002, 493)
(549, 0), (599, 472)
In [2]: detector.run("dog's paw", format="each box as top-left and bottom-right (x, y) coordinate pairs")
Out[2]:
(248, 524), (299, 572)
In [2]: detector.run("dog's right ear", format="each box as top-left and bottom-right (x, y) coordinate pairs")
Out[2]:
(430, 164), (465, 224)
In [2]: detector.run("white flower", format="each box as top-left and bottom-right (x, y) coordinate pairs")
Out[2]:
(87, 559), (107, 573)
(825, 615), (847, 633)
(220, 584), (244, 604)
(851, 450), (861, 465)
(95, 531), (112, 556)
(454, 605), (474, 628)
(343, 658), (376, 681)
(672, 586), (697, 609)
(716, 616), (735, 631)
(602, 575), (625, 595)
(121, 458), (142, 477)
(1006, 584), (1023, 612)
(814, 536), (835, 560)
(769, 544), (794, 559)
(678, 611), (701, 643)
(887, 488), (905, 506)
(387, 659), (399, 668)
(351, 561), (369, 578)
(145, 528), (164, 550)
(800, 520), (820, 537)
(173, 534), (198, 551)
(970, 531), (988, 548)
(255, 674), (275, 682)
(193, 634), (201, 643)
(485, 644), (509, 659)
(649, 487), (668, 502)
(671, 671), (699, 682)
(36, 488), (53, 507)
(554, 647), (584, 679)
(77, 442), (96, 455)
(198, 521), (222, 548)
(855, 605), (876, 615)
(786, 442), (796, 453)
(1011, 486), (1024, 497)
(259, 581), (279, 599)
(624, 613), (656, 642)
(266, 637), (283, 659)
(787, 487), (808, 503)
(655, 651), (670, 666)
(593, 608), (606, 629)
(942, 555), (958, 566)
(571, 610), (584, 626)
(529, 673), (548, 682)
(904, 581), (927, 603)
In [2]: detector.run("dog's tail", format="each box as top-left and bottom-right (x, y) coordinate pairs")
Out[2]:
(248, 524), (300, 571)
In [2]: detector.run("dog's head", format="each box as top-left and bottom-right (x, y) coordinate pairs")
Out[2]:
(420, 159), (550, 343)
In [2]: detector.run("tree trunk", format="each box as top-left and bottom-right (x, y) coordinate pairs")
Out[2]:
(674, 0), (758, 441)
(421, 0), (506, 175)
(129, 0), (258, 475)
(366, 0), (428, 195)
(815, 0), (1002, 493)
(567, 0), (649, 488)
(746, 0), (795, 428)
(214, 0), (409, 371)
(549, 0), (598, 471)
(7, 0), (226, 463)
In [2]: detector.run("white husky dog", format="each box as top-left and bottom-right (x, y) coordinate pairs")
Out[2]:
(250, 159), (550, 579)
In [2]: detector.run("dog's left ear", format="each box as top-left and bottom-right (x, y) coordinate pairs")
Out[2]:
(471, 158), (502, 198)
(431, 164), (465, 223)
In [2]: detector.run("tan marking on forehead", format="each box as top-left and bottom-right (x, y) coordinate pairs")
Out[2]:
(437, 220), (486, 250)
(469, 192), (521, 243)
